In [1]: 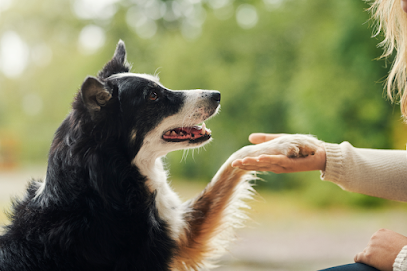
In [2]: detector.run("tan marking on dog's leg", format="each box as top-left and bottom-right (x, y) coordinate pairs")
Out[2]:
(170, 164), (253, 270)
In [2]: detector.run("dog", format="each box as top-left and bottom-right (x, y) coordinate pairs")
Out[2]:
(0, 40), (321, 271)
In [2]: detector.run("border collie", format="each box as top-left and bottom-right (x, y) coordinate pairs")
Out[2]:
(0, 40), (320, 271)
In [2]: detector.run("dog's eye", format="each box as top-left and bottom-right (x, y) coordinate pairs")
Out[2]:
(149, 92), (158, 101)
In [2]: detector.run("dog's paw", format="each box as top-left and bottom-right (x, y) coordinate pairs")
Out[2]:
(232, 134), (322, 161)
(263, 134), (322, 158)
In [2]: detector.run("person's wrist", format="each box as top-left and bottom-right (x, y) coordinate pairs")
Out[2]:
(315, 147), (327, 171)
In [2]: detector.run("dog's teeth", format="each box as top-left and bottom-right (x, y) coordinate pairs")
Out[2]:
(165, 131), (171, 136)
(201, 123), (206, 135)
(171, 131), (177, 136)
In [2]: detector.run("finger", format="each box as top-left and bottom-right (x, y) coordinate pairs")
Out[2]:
(354, 247), (369, 263)
(232, 158), (270, 169)
(231, 158), (281, 171)
(238, 157), (283, 170)
(232, 156), (289, 172)
(354, 252), (362, 263)
(232, 158), (260, 166)
(233, 155), (289, 171)
(354, 247), (371, 265)
(241, 157), (261, 165)
(248, 133), (286, 144)
(231, 159), (244, 167)
(233, 165), (276, 171)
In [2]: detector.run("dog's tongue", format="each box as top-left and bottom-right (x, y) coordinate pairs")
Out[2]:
(163, 123), (211, 140)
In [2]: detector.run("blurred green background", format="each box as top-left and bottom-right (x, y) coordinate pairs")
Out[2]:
(1, 0), (407, 209)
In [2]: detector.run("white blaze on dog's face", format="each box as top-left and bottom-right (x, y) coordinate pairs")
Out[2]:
(151, 87), (221, 155)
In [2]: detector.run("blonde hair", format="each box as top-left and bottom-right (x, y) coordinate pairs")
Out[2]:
(370, 0), (407, 117)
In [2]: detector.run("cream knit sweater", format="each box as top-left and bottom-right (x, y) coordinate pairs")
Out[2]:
(321, 142), (407, 270)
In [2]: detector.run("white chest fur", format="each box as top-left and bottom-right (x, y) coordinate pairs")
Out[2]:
(133, 151), (184, 241)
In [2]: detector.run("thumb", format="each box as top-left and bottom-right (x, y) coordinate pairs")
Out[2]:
(249, 133), (286, 144)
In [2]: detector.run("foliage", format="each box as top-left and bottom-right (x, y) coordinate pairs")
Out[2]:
(0, 0), (403, 207)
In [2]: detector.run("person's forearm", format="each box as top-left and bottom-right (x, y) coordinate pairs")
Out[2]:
(321, 142), (407, 202)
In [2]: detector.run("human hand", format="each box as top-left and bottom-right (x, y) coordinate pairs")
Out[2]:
(354, 228), (407, 271)
(231, 133), (326, 173)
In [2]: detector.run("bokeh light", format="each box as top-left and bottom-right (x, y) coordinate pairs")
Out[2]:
(0, 31), (29, 78)
(78, 25), (106, 54)
(236, 4), (258, 29)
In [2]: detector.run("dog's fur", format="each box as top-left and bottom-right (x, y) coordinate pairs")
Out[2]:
(0, 41), (321, 271)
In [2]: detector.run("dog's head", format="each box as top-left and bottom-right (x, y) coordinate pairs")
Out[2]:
(78, 40), (220, 160)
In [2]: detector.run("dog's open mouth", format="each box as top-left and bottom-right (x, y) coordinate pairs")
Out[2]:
(162, 122), (211, 143)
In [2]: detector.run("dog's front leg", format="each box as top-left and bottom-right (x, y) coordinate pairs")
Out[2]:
(171, 134), (321, 270)
(171, 161), (253, 270)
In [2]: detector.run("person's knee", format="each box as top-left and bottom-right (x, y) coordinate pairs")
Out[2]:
(318, 263), (379, 271)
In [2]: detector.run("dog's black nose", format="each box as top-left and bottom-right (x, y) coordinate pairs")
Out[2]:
(211, 91), (221, 104)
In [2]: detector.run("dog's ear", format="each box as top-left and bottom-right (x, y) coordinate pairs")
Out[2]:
(98, 40), (131, 79)
(81, 76), (112, 120)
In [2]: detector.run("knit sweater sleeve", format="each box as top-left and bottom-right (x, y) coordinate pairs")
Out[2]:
(320, 142), (407, 202)
(394, 245), (407, 271)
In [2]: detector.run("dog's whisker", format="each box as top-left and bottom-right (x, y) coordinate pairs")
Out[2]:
(181, 149), (189, 163)
(191, 148), (196, 161)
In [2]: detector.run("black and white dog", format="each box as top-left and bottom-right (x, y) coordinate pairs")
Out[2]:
(0, 41), (320, 270)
